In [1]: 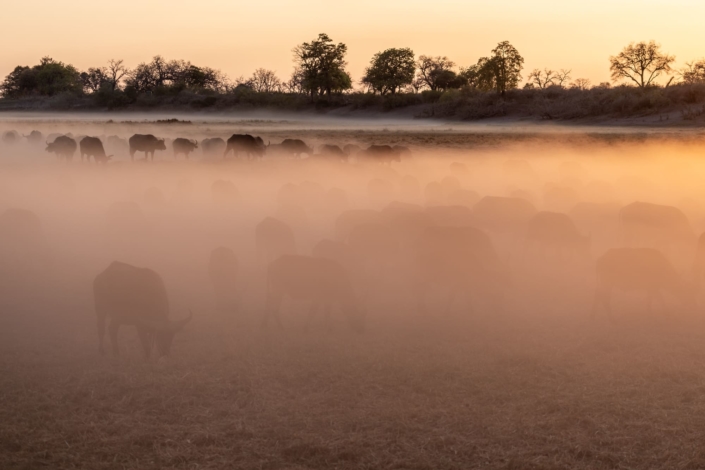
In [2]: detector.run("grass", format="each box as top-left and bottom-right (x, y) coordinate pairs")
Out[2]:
(3, 308), (705, 469)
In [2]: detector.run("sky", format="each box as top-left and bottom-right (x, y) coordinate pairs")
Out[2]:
(2, 0), (703, 87)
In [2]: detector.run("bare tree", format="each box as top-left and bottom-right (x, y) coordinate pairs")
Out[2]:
(106, 59), (129, 91)
(249, 68), (282, 93)
(528, 69), (556, 89)
(680, 60), (705, 84)
(570, 78), (592, 90)
(610, 41), (675, 87)
(554, 69), (572, 87)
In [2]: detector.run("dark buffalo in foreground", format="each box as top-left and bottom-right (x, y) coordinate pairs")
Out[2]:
(80, 136), (110, 163)
(24, 130), (43, 143)
(263, 255), (365, 332)
(279, 138), (313, 157)
(46, 135), (78, 161)
(93, 261), (192, 358)
(201, 137), (226, 157)
(129, 134), (166, 161)
(224, 134), (267, 159)
(172, 138), (198, 159)
(363, 145), (401, 164)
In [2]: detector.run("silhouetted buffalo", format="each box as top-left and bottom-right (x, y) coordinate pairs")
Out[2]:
(224, 134), (267, 159)
(319, 144), (347, 161)
(46, 135), (77, 161)
(278, 138), (313, 157)
(592, 248), (695, 319)
(2, 130), (19, 144)
(263, 255), (365, 332)
(129, 134), (166, 161)
(363, 145), (402, 164)
(94, 262), (192, 358)
(208, 247), (239, 312)
(172, 138), (198, 159)
(524, 211), (590, 260)
(201, 137), (226, 157)
(80, 136), (110, 163)
(255, 217), (296, 264)
(24, 130), (43, 143)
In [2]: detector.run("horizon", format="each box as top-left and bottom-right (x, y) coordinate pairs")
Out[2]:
(3, 0), (704, 87)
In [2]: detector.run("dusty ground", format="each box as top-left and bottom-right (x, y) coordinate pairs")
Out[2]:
(3, 309), (705, 470)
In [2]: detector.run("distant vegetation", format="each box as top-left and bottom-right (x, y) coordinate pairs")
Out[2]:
(2, 36), (705, 122)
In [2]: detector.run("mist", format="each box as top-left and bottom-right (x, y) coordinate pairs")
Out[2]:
(2, 114), (705, 469)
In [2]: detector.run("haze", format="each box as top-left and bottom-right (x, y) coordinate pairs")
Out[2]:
(3, 0), (704, 85)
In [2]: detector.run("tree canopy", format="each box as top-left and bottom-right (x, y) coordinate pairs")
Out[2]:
(293, 33), (352, 99)
(361, 48), (416, 95)
(0, 57), (83, 98)
(610, 41), (675, 88)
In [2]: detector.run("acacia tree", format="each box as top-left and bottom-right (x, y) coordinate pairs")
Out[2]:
(468, 42), (523, 96)
(416, 55), (455, 91)
(293, 33), (352, 99)
(361, 48), (416, 95)
(610, 41), (675, 87)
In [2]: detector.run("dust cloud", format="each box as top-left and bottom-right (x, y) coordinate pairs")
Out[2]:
(2, 115), (705, 469)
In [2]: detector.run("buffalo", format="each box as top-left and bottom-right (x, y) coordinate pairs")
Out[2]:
(524, 211), (590, 260)
(255, 217), (296, 264)
(46, 135), (78, 161)
(263, 255), (365, 332)
(363, 145), (402, 164)
(224, 134), (267, 159)
(2, 130), (19, 144)
(129, 134), (166, 161)
(201, 137), (226, 157)
(279, 138), (313, 157)
(592, 248), (695, 319)
(172, 138), (198, 159)
(319, 144), (347, 161)
(619, 201), (694, 249)
(93, 261), (192, 358)
(208, 247), (239, 313)
(79, 136), (111, 163)
(24, 130), (43, 143)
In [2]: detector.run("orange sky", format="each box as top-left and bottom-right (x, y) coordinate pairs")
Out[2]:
(2, 0), (703, 88)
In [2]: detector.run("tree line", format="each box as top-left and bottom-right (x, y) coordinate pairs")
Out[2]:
(1, 35), (701, 104)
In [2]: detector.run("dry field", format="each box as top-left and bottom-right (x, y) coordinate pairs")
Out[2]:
(2, 118), (705, 469)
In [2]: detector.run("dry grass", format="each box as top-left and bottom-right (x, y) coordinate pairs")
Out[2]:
(3, 308), (705, 470)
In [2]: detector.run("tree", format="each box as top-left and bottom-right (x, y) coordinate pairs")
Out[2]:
(528, 69), (556, 89)
(680, 60), (705, 84)
(0, 57), (82, 98)
(249, 69), (282, 93)
(106, 59), (129, 91)
(81, 67), (110, 93)
(487, 41), (524, 96)
(293, 33), (352, 99)
(361, 48), (416, 95)
(125, 56), (225, 93)
(570, 78), (592, 90)
(609, 41), (675, 88)
(554, 69), (571, 87)
(416, 55), (455, 91)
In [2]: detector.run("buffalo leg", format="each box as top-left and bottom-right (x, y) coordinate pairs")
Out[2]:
(137, 328), (153, 359)
(97, 313), (106, 355)
(108, 319), (120, 356)
(263, 293), (284, 329)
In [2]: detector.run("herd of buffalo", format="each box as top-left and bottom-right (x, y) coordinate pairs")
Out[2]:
(1, 129), (408, 163)
(2, 127), (705, 361)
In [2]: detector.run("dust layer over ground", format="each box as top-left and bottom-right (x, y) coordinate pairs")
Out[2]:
(2, 118), (705, 469)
